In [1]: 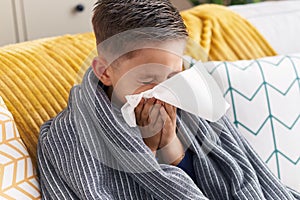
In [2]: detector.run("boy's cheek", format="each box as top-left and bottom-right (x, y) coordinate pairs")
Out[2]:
(110, 83), (153, 106)
(112, 82), (159, 106)
(112, 81), (140, 102)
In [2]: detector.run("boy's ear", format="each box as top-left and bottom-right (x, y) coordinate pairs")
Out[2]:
(92, 56), (113, 86)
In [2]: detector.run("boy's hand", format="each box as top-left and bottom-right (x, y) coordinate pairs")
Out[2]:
(135, 98), (185, 165)
(156, 102), (185, 166)
(135, 97), (164, 154)
(157, 102), (177, 149)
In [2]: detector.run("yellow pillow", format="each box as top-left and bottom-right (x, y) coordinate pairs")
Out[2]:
(0, 96), (41, 199)
(0, 32), (97, 169)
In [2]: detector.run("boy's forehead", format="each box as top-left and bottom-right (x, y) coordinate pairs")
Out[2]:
(125, 49), (183, 67)
(100, 39), (187, 67)
(132, 48), (183, 59)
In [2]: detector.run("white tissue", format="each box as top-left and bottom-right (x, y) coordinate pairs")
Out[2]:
(121, 61), (230, 127)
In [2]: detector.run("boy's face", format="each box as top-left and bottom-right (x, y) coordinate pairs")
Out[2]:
(92, 41), (185, 106)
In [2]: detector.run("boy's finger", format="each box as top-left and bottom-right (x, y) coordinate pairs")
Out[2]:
(141, 98), (156, 125)
(153, 115), (164, 134)
(160, 106), (169, 123)
(134, 98), (145, 124)
(164, 103), (175, 118)
(149, 103), (162, 125)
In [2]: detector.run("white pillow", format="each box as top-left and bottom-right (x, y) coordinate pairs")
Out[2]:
(229, 1), (300, 54)
(0, 96), (41, 199)
(204, 54), (300, 191)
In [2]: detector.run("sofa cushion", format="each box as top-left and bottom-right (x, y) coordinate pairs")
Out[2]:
(0, 32), (97, 168)
(229, 1), (300, 54)
(0, 96), (41, 199)
(204, 54), (300, 191)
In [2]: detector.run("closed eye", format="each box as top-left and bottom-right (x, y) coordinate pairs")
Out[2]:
(139, 78), (155, 84)
(141, 81), (153, 84)
(167, 71), (181, 79)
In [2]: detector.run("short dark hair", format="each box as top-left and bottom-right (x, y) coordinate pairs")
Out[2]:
(92, 0), (188, 46)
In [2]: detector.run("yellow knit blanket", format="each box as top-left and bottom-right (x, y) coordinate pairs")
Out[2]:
(0, 4), (276, 168)
(181, 4), (276, 61)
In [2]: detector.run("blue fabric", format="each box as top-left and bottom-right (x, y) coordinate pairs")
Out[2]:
(176, 148), (197, 183)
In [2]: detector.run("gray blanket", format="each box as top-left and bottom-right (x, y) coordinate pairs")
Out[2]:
(37, 66), (300, 200)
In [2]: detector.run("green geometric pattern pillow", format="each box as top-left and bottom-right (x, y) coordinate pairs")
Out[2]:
(202, 54), (300, 191)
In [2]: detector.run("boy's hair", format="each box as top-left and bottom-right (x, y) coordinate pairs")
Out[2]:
(92, 0), (188, 46)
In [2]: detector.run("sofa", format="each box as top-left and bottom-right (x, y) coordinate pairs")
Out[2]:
(0, 2), (299, 199)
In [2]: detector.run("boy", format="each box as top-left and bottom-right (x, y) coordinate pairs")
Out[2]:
(37, 0), (300, 199)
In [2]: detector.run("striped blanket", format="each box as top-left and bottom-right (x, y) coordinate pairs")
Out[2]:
(37, 66), (300, 199)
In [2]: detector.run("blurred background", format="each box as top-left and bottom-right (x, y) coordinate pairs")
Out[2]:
(0, 0), (284, 47)
(170, 0), (280, 10)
